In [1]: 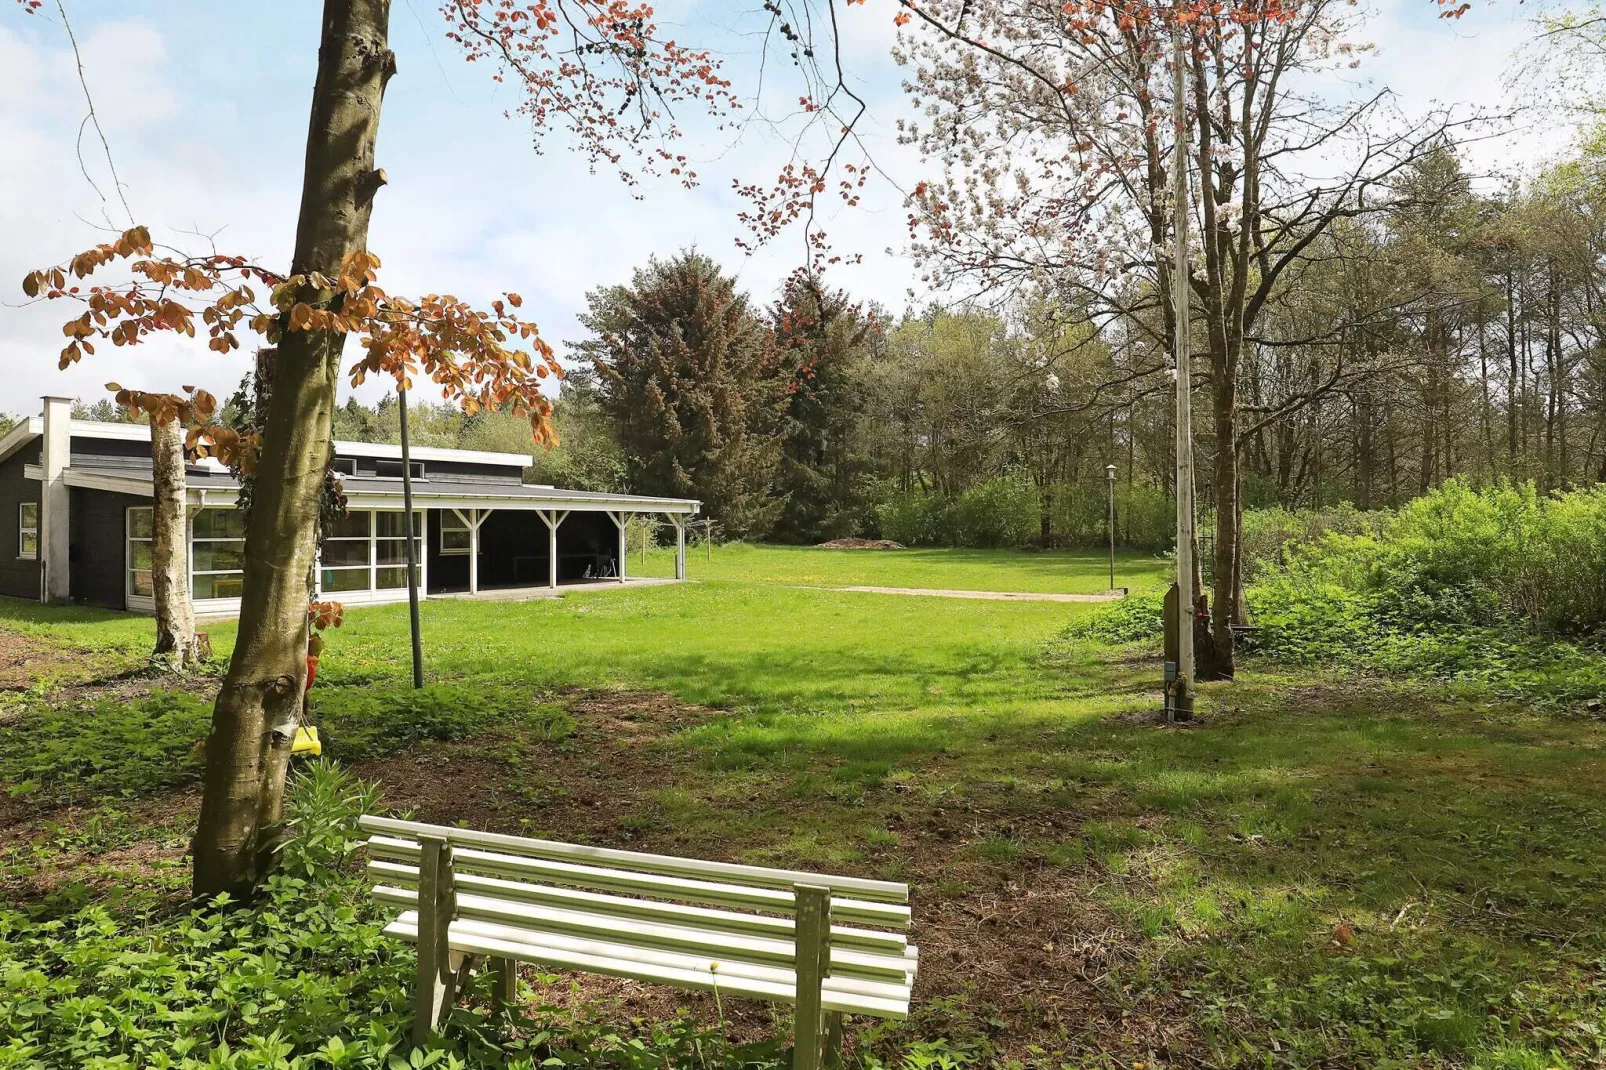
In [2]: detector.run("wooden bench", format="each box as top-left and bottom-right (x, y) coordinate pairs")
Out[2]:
(359, 815), (918, 1068)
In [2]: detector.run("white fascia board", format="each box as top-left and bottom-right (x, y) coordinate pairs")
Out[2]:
(342, 491), (701, 514)
(0, 418), (42, 466)
(331, 439), (534, 468)
(46, 418), (535, 470)
(62, 469), (155, 496)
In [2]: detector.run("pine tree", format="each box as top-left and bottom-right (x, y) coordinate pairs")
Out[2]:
(578, 251), (788, 540)
(770, 274), (877, 543)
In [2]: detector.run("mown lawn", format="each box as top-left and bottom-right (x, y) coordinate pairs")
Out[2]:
(2, 545), (1604, 1068)
(631, 540), (1171, 594)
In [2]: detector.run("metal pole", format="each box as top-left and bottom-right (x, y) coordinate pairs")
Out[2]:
(398, 387), (424, 689)
(1106, 463), (1117, 591)
(1170, 15), (1196, 722)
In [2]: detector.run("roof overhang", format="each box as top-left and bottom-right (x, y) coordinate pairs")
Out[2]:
(26, 463), (702, 516)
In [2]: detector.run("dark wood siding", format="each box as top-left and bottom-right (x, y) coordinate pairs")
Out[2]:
(0, 444), (41, 600)
(69, 487), (135, 609)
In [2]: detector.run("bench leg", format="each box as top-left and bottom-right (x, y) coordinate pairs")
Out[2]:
(490, 956), (518, 1015)
(823, 1011), (843, 1068)
(793, 884), (831, 1070)
(413, 836), (458, 1045)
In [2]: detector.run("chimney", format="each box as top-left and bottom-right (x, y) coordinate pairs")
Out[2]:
(39, 396), (71, 603)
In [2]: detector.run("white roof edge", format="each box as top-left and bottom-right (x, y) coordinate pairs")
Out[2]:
(331, 440), (534, 468)
(9, 417), (534, 470)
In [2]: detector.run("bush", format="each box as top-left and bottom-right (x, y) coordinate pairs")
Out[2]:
(948, 478), (1038, 548)
(1065, 590), (1166, 644)
(1241, 481), (1606, 702)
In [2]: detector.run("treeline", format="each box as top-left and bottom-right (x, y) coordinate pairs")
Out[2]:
(300, 136), (1606, 551)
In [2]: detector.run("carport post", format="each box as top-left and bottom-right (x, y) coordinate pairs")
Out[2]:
(670, 514), (686, 580)
(539, 509), (568, 590)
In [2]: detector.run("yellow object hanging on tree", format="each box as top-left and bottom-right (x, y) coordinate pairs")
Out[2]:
(292, 725), (322, 756)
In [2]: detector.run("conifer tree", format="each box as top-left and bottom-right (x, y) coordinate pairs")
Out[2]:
(578, 251), (788, 539)
(770, 274), (877, 543)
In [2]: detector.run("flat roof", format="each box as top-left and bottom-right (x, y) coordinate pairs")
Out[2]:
(46, 463), (701, 515)
(0, 416), (535, 469)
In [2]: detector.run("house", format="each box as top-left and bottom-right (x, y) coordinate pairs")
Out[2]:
(1, 397), (700, 615)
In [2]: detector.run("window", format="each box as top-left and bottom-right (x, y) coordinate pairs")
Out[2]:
(127, 507), (153, 597)
(375, 511), (424, 589)
(320, 511), (372, 592)
(440, 511), (470, 555)
(18, 503), (37, 560)
(317, 510), (424, 593)
(332, 457), (357, 476)
(374, 459), (425, 480)
(191, 508), (246, 600)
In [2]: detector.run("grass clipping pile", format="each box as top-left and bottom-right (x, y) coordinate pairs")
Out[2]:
(815, 538), (906, 550)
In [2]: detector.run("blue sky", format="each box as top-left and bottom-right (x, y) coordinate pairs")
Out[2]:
(0, 0), (1562, 415)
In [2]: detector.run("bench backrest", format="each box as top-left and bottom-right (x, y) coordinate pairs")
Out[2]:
(360, 814), (910, 927)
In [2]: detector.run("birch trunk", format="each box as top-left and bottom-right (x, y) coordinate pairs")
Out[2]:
(193, 0), (395, 898)
(151, 419), (201, 667)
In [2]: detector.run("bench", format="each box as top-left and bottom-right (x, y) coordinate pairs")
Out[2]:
(359, 815), (918, 1068)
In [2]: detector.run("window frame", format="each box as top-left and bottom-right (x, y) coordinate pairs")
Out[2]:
(126, 506), (154, 600)
(315, 509), (425, 596)
(190, 507), (247, 602)
(439, 510), (471, 556)
(17, 502), (37, 561)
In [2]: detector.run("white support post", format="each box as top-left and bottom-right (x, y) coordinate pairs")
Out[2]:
(452, 508), (490, 595)
(39, 396), (71, 603)
(539, 510), (568, 589)
(668, 513), (686, 581)
(608, 511), (627, 582)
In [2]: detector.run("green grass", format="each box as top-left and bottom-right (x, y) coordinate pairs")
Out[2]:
(631, 540), (1170, 593)
(3, 546), (1605, 1067)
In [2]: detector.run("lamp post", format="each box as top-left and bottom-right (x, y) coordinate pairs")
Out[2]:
(1106, 463), (1117, 591)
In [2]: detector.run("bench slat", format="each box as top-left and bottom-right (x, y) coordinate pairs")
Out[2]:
(374, 885), (912, 984)
(368, 860), (908, 955)
(360, 815), (908, 904)
(367, 839), (912, 929)
(383, 913), (910, 1019)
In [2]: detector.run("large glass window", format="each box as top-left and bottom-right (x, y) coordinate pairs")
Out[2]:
(440, 511), (470, 555)
(18, 502), (37, 560)
(320, 511), (372, 592)
(191, 507), (246, 600)
(127, 507), (153, 597)
(375, 511), (423, 589)
(317, 511), (423, 593)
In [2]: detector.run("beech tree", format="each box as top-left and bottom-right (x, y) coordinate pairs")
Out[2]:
(20, 0), (738, 897)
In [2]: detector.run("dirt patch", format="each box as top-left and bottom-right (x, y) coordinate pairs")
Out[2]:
(0, 789), (198, 903)
(351, 688), (715, 843)
(815, 538), (906, 550)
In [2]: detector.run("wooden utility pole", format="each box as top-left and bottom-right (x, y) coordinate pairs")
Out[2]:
(1169, 15), (1196, 722)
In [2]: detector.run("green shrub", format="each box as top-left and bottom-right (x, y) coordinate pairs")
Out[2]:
(1065, 590), (1166, 644)
(1242, 481), (1606, 701)
(947, 478), (1038, 548)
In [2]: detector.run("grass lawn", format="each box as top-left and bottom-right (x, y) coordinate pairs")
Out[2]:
(2, 544), (1604, 1068)
(631, 540), (1171, 594)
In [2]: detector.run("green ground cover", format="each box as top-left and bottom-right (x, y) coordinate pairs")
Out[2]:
(2, 544), (1603, 1068)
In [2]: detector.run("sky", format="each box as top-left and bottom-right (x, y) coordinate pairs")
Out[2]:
(0, 0), (1575, 417)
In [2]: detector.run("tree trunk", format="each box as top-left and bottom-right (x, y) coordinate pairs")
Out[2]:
(151, 419), (201, 667)
(193, 0), (395, 899)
